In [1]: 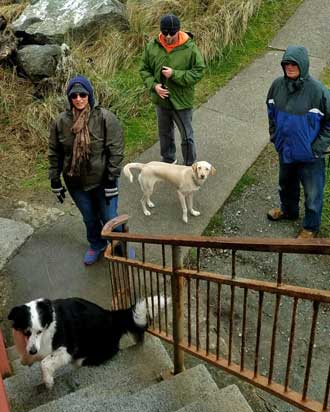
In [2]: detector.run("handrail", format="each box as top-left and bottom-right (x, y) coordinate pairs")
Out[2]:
(0, 329), (11, 378)
(101, 231), (330, 254)
(0, 329), (10, 412)
(102, 216), (330, 412)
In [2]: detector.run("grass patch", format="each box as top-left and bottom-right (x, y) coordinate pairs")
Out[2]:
(231, 173), (256, 199)
(203, 213), (224, 236)
(21, 157), (49, 190)
(319, 67), (330, 236)
(0, 0), (303, 196)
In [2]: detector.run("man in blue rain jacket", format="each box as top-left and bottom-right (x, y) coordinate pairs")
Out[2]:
(266, 45), (330, 238)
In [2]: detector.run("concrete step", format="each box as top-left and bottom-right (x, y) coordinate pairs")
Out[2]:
(5, 334), (172, 412)
(35, 364), (219, 412)
(30, 362), (167, 412)
(9, 333), (136, 375)
(176, 384), (253, 412)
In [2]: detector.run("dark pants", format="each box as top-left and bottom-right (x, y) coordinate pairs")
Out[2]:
(279, 158), (325, 232)
(68, 184), (120, 251)
(156, 105), (196, 166)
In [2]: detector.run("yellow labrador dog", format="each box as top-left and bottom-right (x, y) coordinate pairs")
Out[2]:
(123, 161), (216, 223)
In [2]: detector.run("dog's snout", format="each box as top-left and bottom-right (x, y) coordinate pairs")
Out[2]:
(29, 346), (37, 355)
(200, 174), (205, 179)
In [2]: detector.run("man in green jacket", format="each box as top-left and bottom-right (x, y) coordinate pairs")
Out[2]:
(140, 14), (205, 165)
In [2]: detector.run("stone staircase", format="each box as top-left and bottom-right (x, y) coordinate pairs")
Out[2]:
(4, 334), (253, 412)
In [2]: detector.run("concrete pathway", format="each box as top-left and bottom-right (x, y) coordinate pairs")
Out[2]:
(3, 0), (330, 313)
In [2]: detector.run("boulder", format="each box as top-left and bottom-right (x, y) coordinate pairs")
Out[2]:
(16, 43), (64, 81)
(11, 0), (127, 45)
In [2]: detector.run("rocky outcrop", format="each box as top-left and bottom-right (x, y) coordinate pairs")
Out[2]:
(11, 0), (127, 45)
(16, 43), (65, 81)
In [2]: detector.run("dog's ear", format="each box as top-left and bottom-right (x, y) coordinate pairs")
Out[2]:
(37, 299), (53, 328)
(8, 306), (21, 321)
(191, 163), (197, 173)
(8, 305), (30, 330)
(210, 166), (216, 176)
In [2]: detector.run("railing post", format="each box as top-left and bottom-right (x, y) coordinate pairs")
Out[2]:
(171, 245), (185, 374)
(0, 377), (9, 412)
(0, 329), (11, 378)
(0, 329), (10, 412)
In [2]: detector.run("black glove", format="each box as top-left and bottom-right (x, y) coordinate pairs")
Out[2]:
(104, 179), (118, 206)
(51, 178), (66, 204)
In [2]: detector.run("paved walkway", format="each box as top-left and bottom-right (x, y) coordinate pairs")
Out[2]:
(3, 0), (330, 312)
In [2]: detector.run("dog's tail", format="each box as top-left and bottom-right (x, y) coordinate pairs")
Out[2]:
(123, 163), (144, 183)
(133, 295), (169, 328)
(118, 296), (170, 343)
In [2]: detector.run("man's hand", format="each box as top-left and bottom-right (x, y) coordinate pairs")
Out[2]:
(155, 83), (169, 99)
(104, 179), (118, 206)
(161, 66), (173, 79)
(51, 179), (66, 204)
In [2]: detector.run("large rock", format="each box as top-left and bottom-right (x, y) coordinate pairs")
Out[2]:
(16, 43), (64, 81)
(11, 0), (127, 45)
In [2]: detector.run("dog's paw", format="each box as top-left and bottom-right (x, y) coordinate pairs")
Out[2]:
(144, 210), (151, 216)
(182, 215), (188, 223)
(43, 375), (54, 390)
(147, 201), (155, 208)
(190, 209), (200, 217)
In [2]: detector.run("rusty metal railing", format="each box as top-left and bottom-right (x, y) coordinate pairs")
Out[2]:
(0, 329), (11, 412)
(102, 216), (330, 412)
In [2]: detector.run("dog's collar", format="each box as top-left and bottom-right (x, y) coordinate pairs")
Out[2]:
(192, 173), (202, 186)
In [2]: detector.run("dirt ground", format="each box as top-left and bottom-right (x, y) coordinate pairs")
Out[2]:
(178, 143), (330, 412)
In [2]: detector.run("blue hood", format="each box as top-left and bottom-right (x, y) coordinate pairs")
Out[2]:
(66, 75), (95, 108)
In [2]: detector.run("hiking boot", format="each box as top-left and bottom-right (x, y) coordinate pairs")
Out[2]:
(296, 229), (318, 239)
(267, 208), (298, 221)
(84, 248), (104, 265)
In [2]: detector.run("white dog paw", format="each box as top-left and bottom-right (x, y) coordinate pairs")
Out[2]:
(147, 201), (155, 208)
(191, 210), (200, 216)
(43, 376), (54, 390)
(182, 215), (188, 223)
(144, 210), (151, 216)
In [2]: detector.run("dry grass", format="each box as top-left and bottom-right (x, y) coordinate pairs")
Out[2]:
(0, 1), (28, 23)
(0, 0), (285, 199)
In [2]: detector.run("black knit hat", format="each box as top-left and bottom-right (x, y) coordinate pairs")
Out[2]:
(160, 14), (180, 32)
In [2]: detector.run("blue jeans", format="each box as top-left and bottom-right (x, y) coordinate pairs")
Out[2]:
(68, 184), (120, 251)
(279, 158), (325, 232)
(156, 106), (196, 166)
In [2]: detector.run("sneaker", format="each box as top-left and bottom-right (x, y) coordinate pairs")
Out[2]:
(84, 248), (104, 265)
(296, 229), (318, 239)
(267, 207), (298, 221)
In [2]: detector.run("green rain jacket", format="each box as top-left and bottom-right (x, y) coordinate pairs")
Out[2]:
(140, 33), (205, 110)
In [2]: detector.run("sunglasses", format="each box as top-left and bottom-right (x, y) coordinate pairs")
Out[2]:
(70, 92), (88, 99)
(283, 61), (298, 66)
(161, 29), (178, 37)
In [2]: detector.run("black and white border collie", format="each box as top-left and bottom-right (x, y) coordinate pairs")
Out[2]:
(8, 296), (165, 389)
